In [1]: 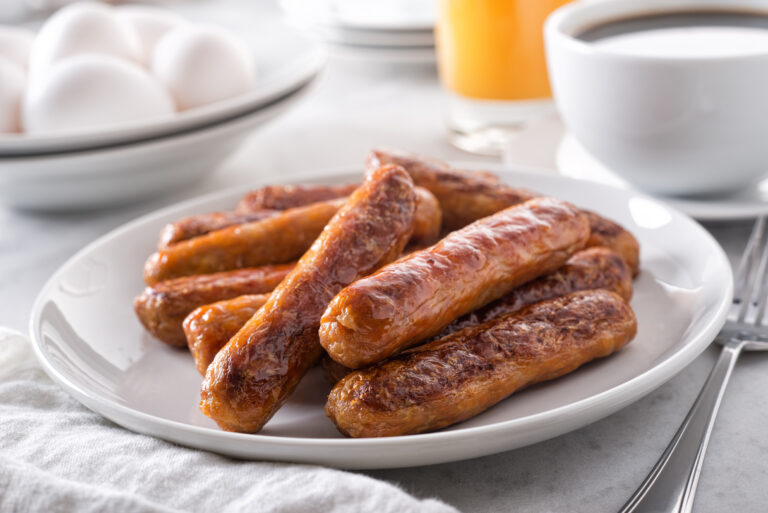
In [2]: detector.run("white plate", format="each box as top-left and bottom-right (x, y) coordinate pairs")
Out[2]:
(292, 23), (434, 48)
(558, 134), (768, 221)
(328, 44), (436, 65)
(30, 167), (732, 469)
(279, 0), (435, 32)
(0, 28), (325, 157)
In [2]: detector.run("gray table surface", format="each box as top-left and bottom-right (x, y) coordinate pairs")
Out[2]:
(2, 1), (766, 511)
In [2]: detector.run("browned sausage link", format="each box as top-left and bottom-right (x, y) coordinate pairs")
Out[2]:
(366, 148), (532, 232)
(326, 289), (637, 437)
(183, 294), (270, 375)
(440, 246), (633, 338)
(320, 197), (590, 369)
(147, 186), (439, 285)
(158, 210), (279, 249)
(367, 149), (641, 276)
(143, 198), (345, 285)
(319, 246), (633, 384)
(134, 265), (293, 347)
(201, 165), (417, 433)
(582, 210), (641, 277)
(410, 187), (442, 246)
(235, 183), (360, 213)
(161, 184), (358, 250)
(366, 147), (500, 183)
(182, 234), (440, 381)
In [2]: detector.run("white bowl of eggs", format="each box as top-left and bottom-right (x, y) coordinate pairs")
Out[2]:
(0, 2), (325, 210)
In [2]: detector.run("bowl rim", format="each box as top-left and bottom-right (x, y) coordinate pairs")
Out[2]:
(0, 45), (326, 157)
(0, 70), (321, 160)
(545, 0), (768, 64)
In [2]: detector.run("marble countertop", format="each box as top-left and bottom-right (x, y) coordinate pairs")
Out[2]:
(1, 1), (766, 511)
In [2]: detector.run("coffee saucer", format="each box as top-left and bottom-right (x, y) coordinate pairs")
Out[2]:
(557, 134), (768, 221)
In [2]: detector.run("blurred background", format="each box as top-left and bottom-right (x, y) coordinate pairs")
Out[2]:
(3, 2), (768, 512)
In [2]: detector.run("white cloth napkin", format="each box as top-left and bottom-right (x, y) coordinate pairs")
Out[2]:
(0, 330), (458, 513)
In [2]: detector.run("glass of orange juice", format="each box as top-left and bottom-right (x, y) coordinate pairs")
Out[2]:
(436, 0), (572, 155)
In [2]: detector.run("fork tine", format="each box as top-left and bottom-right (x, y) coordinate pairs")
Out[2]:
(732, 217), (768, 322)
(749, 226), (768, 325)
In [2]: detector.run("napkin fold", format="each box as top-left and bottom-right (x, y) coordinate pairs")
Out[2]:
(0, 331), (458, 513)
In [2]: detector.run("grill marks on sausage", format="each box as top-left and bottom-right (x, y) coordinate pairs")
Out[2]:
(200, 165), (417, 433)
(134, 265), (293, 347)
(366, 148), (640, 276)
(319, 197), (591, 369)
(326, 290), (637, 437)
(236, 183), (360, 213)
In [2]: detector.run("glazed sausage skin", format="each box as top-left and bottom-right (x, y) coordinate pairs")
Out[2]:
(200, 165), (417, 433)
(440, 246), (633, 338)
(158, 211), (278, 249)
(183, 294), (269, 375)
(410, 186), (442, 246)
(367, 148), (534, 232)
(320, 197), (590, 369)
(134, 265), (293, 347)
(582, 211), (641, 277)
(235, 183), (359, 213)
(160, 183), (359, 249)
(320, 246), (632, 384)
(183, 250), (448, 383)
(143, 198), (345, 285)
(180, 240), (445, 377)
(145, 186), (440, 284)
(367, 148), (640, 276)
(326, 290), (637, 437)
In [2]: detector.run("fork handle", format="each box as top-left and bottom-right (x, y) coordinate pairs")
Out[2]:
(619, 339), (744, 513)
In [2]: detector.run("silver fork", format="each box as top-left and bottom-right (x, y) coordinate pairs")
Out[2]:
(620, 216), (768, 513)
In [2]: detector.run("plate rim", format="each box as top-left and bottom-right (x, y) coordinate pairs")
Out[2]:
(29, 165), (734, 465)
(0, 75), (318, 165)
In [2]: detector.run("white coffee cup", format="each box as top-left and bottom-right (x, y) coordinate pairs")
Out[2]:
(545, 0), (768, 196)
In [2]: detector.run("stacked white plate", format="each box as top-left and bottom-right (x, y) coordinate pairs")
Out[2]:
(279, 0), (436, 64)
(0, 26), (326, 211)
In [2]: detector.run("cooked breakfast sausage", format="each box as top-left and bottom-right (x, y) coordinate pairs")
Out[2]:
(366, 148), (533, 232)
(581, 210), (641, 278)
(367, 149), (640, 276)
(326, 289), (637, 437)
(410, 186), (442, 246)
(440, 246), (633, 338)
(183, 294), (270, 375)
(235, 183), (359, 213)
(180, 237), (443, 377)
(320, 246), (632, 384)
(319, 197), (590, 369)
(159, 184), (359, 250)
(145, 185), (440, 285)
(158, 211), (279, 249)
(200, 165), (417, 433)
(143, 198), (345, 285)
(134, 265), (293, 347)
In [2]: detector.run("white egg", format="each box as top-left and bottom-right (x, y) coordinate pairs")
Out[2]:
(116, 5), (184, 64)
(0, 26), (33, 69)
(0, 57), (25, 133)
(151, 25), (255, 111)
(23, 54), (175, 135)
(29, 1), (141, 81)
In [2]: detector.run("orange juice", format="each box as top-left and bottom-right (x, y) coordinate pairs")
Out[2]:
(437, 0), (572, 100)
